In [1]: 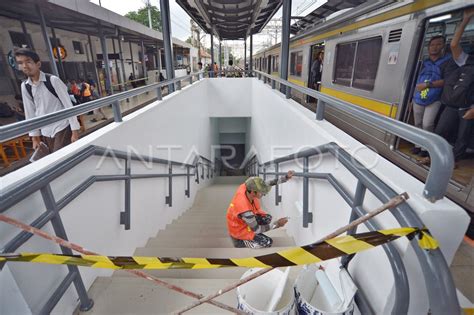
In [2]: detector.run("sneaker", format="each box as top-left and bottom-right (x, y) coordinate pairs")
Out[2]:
(90, 118), (98, 123)
(418, 150), (429, 157)
(101, 117), (107, 120)
(410, 147), (421, 155)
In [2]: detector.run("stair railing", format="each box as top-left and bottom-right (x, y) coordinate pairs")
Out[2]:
(0, 145), (214, 314)
(243, 142), (459, 315)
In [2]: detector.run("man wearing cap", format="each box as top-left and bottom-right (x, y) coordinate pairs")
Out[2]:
(227, 171), (294, 249)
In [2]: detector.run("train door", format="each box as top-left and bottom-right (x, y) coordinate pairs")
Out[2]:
(306, 43), (324, 103)
(396, 9), (474, 212)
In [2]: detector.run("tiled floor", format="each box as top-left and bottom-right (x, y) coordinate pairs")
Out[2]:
(450, 241), (474, 303)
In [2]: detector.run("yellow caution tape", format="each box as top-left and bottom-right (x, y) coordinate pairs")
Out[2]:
(0, 227), (437, 269)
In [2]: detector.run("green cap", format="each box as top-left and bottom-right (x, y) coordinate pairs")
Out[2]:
(245, 177), (271, 195)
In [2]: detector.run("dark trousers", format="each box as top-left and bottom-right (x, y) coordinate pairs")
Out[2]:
(43, 126), (72, 153)
(435, 106), (474, 160)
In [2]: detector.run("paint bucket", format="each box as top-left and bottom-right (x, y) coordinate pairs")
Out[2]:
(294, 263), (357, 315)
(237, 267), (295, 314)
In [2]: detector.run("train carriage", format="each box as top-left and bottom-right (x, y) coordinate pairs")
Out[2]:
(253, 0), (474, 212)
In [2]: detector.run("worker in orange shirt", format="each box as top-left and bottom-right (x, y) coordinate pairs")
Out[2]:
(227, 170), (294, 248)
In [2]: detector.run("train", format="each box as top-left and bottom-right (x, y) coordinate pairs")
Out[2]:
(253, 0), (474, 214)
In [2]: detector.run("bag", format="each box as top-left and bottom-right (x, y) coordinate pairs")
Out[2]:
(413, 55), (450, 106)
(0, 102), (14, 117)
(441, 62), (474, 108)
(24, 73), (59, 102)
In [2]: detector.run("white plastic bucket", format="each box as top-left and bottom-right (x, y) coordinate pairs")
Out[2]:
(237, 268), (295, 315)
(294, 264), (357, 315)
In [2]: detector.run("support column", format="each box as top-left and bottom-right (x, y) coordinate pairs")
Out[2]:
(249, 34), (253, 75)
(37, 3), (59, 77)
(50, 27), (65, 80)
(129, 41), (136, 78)
(160, 0), (175, 92)
(112, 38), (122, 91)
(280, 0), (291, 92)
(88, 34), (102, 95)
(244, 38), (247, 74)
(210, 33), (214, 77)
(98, 23), (112, 95)
(20, 19), (34, 49)
(219, 42), (222, 70)
(117, 31), (128, 91)
(141, 40), (147, 83)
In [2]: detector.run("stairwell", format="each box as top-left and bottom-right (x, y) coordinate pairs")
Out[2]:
(79, 176), (296, 314)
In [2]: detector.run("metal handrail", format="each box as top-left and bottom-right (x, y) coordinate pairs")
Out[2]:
(0, 144), (214, 314)
(243, 142), (459, 315)
(252, 69), (454, 202)
(0, 71), (206, 143)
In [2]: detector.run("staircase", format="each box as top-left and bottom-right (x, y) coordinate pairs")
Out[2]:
(80, 176), (296, 314)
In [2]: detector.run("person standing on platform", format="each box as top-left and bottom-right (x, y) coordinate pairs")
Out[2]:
(15, 48), (80, 153)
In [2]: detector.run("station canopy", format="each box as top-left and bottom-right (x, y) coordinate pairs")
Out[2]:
(177, 0), (284, 40)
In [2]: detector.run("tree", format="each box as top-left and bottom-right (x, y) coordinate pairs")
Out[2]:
(125, 5), (162, 31)
(185, 37), (192, 45)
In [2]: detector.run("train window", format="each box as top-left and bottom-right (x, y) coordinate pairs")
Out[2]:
(334, 42), (356, 86)
(290, 51), (303, 76)
(352, 37), (382, 90)
(334, 37), (382, 90)
(273, 55), (279, 72)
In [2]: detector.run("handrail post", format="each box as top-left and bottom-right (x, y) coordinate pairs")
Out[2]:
(271, 79), (276, 89)
(185, 166), (190, 197)
(156, 86), (162, 101)
(120, 156), (131, 230)
(176, 80), (182, 91)
(165, 164), (172, 207)
(189, 75), (193, 85)
(112, 100), (122, 122)
(285, 85), (291, 99)
(263, 165), (266, 181)
(341, 180), (366, 267)
(275, 164), (282, 205)
(316, 100), (325, 121)
(40, 185), (93, 312)
(302, 156), (312, 227)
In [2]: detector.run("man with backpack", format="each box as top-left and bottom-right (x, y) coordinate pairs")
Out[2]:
(435, 8), (474, 162)
(411, 35), (453, 157)
(15, 48), (80, 153)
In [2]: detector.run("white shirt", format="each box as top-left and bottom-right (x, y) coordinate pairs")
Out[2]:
(22, 71), (80, 137)
(454, 51), (469, 67)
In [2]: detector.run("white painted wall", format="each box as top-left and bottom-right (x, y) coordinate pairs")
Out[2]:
(1, 78), (469, 314)
(1, 79), (215, 315)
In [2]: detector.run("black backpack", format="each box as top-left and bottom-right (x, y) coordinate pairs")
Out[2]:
(0, 102), (14, 117)
(441, 57), (474, 108)
(24, 73), (59, 102)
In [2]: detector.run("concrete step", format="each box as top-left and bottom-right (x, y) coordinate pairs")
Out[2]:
(80, 277), (239, 314)
(145, 236), (295, 248)
(154, 228), (290, 238)
(133, 246), (292, 258)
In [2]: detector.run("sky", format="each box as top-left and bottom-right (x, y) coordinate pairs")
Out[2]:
(89, 0), (327, 58)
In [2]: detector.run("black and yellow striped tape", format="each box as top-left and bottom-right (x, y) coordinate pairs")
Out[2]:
(0, 227), (438, 270)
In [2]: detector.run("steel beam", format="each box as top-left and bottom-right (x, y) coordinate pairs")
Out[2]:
(98, 23), (112, 95)
(37, 3), (59, 77)
(160, 0), (175, 92)
(280, 0), (291, 93)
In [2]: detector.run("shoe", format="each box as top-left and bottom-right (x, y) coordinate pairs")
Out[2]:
(418, 150), (429, 158)
(410, 147), (421, 155)
(101, 117), (107, 120)
(90, 118), (98, 123)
